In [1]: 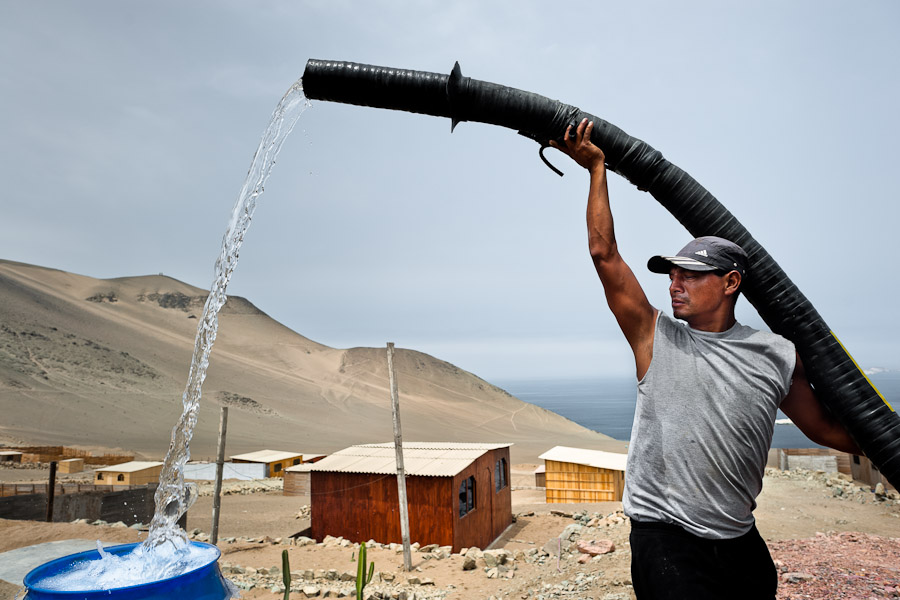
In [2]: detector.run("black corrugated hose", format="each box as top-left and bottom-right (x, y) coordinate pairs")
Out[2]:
(302, 59), (898, 489)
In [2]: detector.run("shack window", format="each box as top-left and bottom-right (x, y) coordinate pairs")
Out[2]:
(458, 476), (476, 517)
(97, 473), (103, 481)
(117, 474), (125, 482)
(273, 463), (283, 473)
(495, 458), (508, 492)
(293, 458), (301, 465)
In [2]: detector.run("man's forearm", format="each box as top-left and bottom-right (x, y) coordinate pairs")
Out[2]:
(586, 163), (617, 263)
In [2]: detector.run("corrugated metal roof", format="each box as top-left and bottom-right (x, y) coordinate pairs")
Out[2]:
(229, 450), (302, 464)
(0, 451), (23, 456)
(357, 442), (511, 451)
(95, 461), (164, 473)
(538, 446), (627, 472)
(309, 442), (512, 477)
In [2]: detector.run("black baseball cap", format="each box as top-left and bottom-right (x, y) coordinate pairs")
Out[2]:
(647, 236), (749, 277)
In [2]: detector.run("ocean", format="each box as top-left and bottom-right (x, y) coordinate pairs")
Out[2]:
(496, 373), (900, 450)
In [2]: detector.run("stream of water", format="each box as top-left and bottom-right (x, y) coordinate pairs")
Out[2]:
(29, 81), (309, 593)
(143, 79), (309, 551)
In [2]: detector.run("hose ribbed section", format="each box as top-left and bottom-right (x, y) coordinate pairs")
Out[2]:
(302, 59), (899, 489)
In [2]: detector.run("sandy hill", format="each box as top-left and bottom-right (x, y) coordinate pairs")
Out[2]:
(0, 259), (626, 463)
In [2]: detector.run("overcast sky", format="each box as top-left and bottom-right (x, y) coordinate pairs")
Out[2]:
(2, 1), (898, 382)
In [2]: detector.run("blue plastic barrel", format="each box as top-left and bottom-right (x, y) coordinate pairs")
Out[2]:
(23, 542), (233, 600)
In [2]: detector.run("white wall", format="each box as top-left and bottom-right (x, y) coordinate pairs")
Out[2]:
(183, 462), (265, 481)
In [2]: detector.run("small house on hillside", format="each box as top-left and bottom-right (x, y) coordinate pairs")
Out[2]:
(0, 451), (22, 463)
(534, 464), (546, 487)
(310, 442), (513, 552)
(59, 458), (84, 473)
(539, 446), (627, 503)
(95, 461), (164, 486)
(230, 450), (304, 478)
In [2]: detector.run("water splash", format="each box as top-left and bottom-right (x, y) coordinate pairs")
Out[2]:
(35, 543), (220, 591)
(144, 80), (310, 549)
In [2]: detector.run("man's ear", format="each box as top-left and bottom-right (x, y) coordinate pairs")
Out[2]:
(724, 271), (742, 296)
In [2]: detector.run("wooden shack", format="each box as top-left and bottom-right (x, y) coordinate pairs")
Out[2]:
(94, 461), (163, 486)
(534, 464), (546, 488)
(310, 442), (512, 552)
(0, 451), (23, 463)
(58, 458), (84, 473)
(539, 446), (628, 503)
(852, 454), (896, 490)
(283, 454), (326, 498)
(230, 450), (304, 478)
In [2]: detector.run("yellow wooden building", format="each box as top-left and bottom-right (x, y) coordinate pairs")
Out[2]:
(94, 461), (164, 485)
(230, 450), (304, 478)
(538, 446), (628, 503)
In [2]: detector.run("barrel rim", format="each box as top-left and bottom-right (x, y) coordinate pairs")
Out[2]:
(23, 541), (221, 597)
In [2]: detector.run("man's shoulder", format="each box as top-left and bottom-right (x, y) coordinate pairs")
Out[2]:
(732, 323), (797, 373)
(735, 322), (795, 348)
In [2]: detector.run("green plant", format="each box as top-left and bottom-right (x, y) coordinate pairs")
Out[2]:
(281, 548), (291, 600)
(355, 542), (375, 599)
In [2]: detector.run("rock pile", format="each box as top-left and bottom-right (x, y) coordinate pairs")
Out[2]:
(219, 537), (451, 598)
(0, 461), (52, 470)
(765, 467), (899, 506)
(208, 508), (634, 599)
(195, 478), (284, 496)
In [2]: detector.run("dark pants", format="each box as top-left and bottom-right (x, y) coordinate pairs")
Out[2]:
(629, 520), (777, 600)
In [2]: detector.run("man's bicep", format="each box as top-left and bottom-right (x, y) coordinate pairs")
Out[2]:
(781, 356), (862, 454)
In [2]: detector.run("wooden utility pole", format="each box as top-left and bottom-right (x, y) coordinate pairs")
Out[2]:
(211, 406), (229, 545)
(46, 461), (57, 522)
(387, 343), (412, 571)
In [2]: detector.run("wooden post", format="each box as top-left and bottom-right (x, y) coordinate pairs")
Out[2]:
(211, 406), (229, 545)
(387, 343), (412, 571)
(46, 461), (57, 522)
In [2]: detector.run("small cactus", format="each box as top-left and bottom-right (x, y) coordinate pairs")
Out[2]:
(281, 549), (292, 600)
(355, 542), (375, 599)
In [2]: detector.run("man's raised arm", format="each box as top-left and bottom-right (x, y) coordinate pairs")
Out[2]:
(551, 119), (657, 379)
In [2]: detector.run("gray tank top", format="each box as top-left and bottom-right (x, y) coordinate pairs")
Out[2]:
(622, 311), (795, 539)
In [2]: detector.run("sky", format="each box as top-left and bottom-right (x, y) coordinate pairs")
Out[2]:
(1, 1), (898, 383)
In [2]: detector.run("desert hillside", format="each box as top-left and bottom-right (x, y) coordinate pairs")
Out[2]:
(0, 259), (626, 462)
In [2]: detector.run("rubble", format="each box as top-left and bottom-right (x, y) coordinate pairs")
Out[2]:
(764, 467), (898, 506)
(193, 477), (284, 496)
(212, 507), (637, 599)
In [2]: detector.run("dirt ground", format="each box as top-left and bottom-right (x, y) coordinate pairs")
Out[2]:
(2, 465), (899, 599)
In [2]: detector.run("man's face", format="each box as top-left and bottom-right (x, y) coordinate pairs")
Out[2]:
(668, 267), (729, 321)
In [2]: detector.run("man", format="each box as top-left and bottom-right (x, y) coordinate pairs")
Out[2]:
(551, 119), (861, 599)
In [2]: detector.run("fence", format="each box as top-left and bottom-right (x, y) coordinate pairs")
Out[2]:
(0, 483), (145, 498)
(7, 446), (134, 466)
(0, 483), (167, 526)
